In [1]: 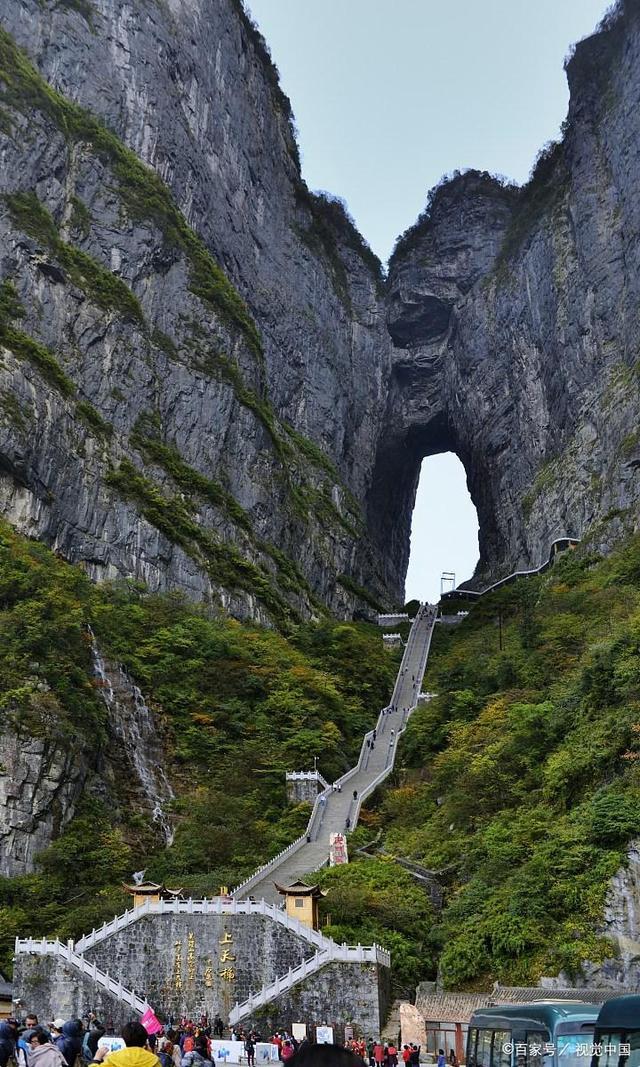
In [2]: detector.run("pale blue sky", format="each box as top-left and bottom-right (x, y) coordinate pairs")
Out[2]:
(247, 0), (610, 601)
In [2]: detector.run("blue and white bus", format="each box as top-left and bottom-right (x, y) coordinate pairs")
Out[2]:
(467, 1003), (600, 1067)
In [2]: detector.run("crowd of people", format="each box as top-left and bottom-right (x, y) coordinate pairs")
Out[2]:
(0, 1015), (429, 1067)
(0, 1016), (331, 1067)
(342, 1041), (423, 1067)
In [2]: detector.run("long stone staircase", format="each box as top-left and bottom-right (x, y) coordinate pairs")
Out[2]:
(15, 604), (437, 1025)
(232, 603), (437, 904)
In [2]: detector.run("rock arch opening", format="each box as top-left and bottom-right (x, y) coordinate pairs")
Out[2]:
(405, 453), (479, 603)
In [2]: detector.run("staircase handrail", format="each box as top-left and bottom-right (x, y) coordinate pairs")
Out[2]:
(352, 611), (436, 824)
(229, 942), (390, 1024)
(441, 536), (581, 601)
(68, 897), (338, 955)
(14, 938), (148, 1014)
(232, 607), (435, 898)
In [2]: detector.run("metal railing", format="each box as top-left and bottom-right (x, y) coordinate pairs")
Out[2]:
(229, 943), (390, 1024)
(441, 536), (582, 601)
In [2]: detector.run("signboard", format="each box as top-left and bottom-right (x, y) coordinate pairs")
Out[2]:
(209, 1043), (279, 1064)
(316, 1027), (334, 1045)
(98, 1038), (126, 1053)
(141, 1008), (163, 1035)
(292, 1025), (307, 1042)
(329, 832), (348, 866)
(344, 1027), (354, 1043)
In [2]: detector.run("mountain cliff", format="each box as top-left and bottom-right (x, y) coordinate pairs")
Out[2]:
(2, 0), (640, 616)
(0, 0), (391, 625)
(5, 0), (640, 993)
(379, 0), (640, 592)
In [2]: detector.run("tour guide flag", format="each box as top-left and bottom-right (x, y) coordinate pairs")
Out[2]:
(141, 1008), (163, 1035)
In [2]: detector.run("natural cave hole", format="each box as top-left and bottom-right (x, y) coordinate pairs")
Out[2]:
(405, 452), (479, 603)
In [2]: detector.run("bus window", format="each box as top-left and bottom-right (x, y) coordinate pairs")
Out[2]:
(595, 1036), (621, 1067)
(626, 1028), (640, 1067)
(526, 1030), (547, 1067)
(598, 1031), (640, 1067)
(477, 1030), (493, 1067)
(492, 1030), (512, 1067)
(467, 1029), (479, 1067)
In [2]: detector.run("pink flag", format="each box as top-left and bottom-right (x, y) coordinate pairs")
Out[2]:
(141, 1008), (163, 1035)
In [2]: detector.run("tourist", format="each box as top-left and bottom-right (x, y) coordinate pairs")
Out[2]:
(92, 1022), (161, 1067)
(213, 1020), (224, 1041)
(17, 1018), (41, 1067)
(0, 1024), (15, 1067)
(437, 1050), (446, 1067)
(158, 1042), (178, 1067)
(401, 1048), (411, 1066)
(84, 1022), (105, 1062)
(281, 1042), (295, 1062)
(409, 1045), (420, 1067)
(48, 1025), (64, 1047)
(244, 1037), (256, 1067)
(373, 1043), (384, 1067)
(180, 1030), (195, 1054)
(367, 1040), (375, 1067)
(387, 1044), (398, 1067)
(26, 1029), (68, 1067)
(55, 1022), (83, 1067)
(181, 1037), (212, 1067)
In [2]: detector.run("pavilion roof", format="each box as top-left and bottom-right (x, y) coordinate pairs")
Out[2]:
(274, 880), (327, 898)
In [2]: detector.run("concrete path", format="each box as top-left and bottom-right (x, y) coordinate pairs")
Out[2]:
(241, 604), (437, 904)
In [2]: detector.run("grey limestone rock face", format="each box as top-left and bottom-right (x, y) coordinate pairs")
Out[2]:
(4, 0), (640, 879)
(0, 643), (173, 877)
(0, 0), (393, 623)
(376, 0), (640, 593)
(0, 727), (89, 876)
(543, 841), (640, 989)
(3, 0), (640, 615)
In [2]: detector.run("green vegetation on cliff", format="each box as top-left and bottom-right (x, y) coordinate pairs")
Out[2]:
(330, 540), (640, 990)
(0, 520), (397, 975)
(0, 27), (262, 356)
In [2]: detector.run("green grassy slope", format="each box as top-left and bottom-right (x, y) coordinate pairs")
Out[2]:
(318, 540), (640, 992)
(0, 519), (398, 973)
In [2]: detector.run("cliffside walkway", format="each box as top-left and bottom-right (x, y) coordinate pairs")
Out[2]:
(441, 536), (581, 602)
(232, 603), (437, 905)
